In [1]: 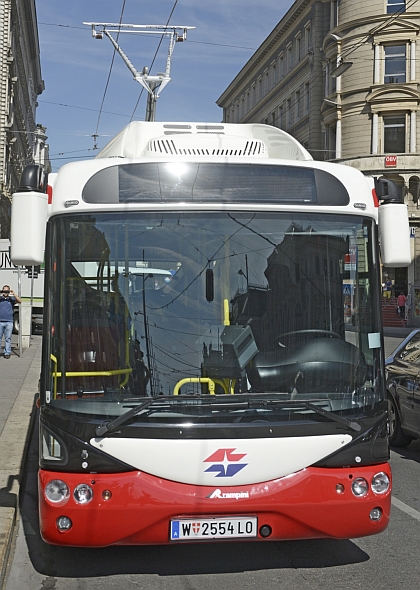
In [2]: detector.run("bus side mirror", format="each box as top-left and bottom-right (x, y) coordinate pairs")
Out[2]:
(11, 166), (48, 266)
(376, 178), (411, 267)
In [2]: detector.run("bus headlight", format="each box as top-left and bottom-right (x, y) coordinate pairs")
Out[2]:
(351, 477), (368, 497)
(45, 479), (70, 504)
(371, 472), (390, 494)
(73, 483), (93, 504)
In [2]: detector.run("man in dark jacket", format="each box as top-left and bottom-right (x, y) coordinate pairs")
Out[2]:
(0, 285), (21, 358)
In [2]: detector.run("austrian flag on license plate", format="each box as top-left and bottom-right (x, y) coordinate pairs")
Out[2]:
(170, 516), (258, 541)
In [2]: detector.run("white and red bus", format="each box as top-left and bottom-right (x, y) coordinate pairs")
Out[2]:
(11, 122), (410, 546)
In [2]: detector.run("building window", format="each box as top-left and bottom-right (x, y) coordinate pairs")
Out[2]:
(387, 0), (406, 14)
(287, 98), (291, 127)
(272, 62), (276, 86)
(304, 82), (310, 114)
(296, 90), (301, 120)
(287, 44), (292, 71)
(305, 24), (311, 52)
(296, 35), (301, 62)
(383, 115), (406, 152)
(331, 1), (338, 28)
(279, 106), (283, 128)
(384, 45), (406, 83)
(271, 111), (276, 126)
(279, 54), (284, 78)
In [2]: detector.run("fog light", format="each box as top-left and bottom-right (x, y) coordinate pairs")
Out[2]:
(45, 479), (70, 504)
(259, 525), (272, 538)
(73, 483), (93, 504)
(351, 477), (368, 497)
(57, 516), (72, 532)
(336, 483), (345, 494)
(370, 507), (383, 522)
(371, 472), (390, 495)
(102, 490), (112, 501)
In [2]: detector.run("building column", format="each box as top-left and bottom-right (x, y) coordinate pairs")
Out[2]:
(374, 44), (380, 84)
(336, 116), (342, 159)
(411, 40), (416, 82)
(410, 110), (416, 153)
(372, 113), (379, 154)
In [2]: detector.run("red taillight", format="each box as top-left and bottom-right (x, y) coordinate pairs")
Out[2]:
(372, 188), (379, 208)
(47, 184), (53, 204)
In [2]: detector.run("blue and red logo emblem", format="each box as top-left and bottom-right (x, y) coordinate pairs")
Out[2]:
(203, 448), (248, 478)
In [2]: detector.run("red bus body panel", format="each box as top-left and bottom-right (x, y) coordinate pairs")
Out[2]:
(39, 463), (391, 546)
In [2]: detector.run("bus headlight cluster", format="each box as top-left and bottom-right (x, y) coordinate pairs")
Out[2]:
(351, 472), (390, 497)
(73, 484), (94, 504)
(44, 480), (94, 506)
(45, 480), (70, 504)
(351, 478), (369, 497)
(371, 472), (390, 494)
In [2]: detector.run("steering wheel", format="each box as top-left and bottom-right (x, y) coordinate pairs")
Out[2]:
(277, 329), (341, 347)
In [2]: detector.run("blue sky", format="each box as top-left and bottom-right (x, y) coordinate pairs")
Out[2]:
(36, 0), (292, 171)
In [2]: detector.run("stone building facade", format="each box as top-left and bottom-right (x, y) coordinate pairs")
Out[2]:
(217, 0), (420, 313)
(0, 0), (45, 239)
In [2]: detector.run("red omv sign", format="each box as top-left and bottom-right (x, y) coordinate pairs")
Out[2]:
(385, 155), (397, 168)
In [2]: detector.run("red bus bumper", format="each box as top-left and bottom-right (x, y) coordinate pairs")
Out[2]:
(39, 463), (391, 546)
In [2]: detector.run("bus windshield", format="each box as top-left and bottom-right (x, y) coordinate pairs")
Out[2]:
(44, 211), (382, 423)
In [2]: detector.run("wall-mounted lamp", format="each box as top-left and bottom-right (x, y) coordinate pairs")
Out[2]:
(324, 98), (340, 106)
(330, 61), (353, 78)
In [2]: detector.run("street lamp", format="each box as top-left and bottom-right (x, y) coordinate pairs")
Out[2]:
(330, 61), (353, 78)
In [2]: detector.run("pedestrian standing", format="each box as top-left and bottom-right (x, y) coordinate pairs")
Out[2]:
(397, 291), (407, 319)
(383, 278), (392, 298)
(0, 285), (21, 358)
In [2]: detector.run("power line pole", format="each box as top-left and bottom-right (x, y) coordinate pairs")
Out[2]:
(84, 23), (195, 121)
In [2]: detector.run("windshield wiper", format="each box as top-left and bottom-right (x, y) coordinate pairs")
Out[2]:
(95, 396), (174, 437)
(95, 395), (362, 437)
(304, 402), (361, 432)
(248, 398), (361, 432)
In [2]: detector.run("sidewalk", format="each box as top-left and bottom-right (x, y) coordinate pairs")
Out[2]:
(0, 334), (42, 588)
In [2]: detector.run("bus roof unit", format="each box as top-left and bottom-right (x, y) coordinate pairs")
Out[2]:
(96, 121), (313, 161)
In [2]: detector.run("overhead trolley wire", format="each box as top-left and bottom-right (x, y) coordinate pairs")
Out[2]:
(94, 0), (127, 146)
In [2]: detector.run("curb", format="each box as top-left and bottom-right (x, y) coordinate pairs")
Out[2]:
(0, 344), (41, 588)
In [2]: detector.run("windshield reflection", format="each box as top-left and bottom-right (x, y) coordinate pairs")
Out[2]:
(45, 212), (381, 419)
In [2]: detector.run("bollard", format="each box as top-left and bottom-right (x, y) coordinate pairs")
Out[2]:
(20, 302), (32, 349)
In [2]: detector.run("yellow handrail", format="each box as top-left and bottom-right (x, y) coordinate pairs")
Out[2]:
(50, 353), (132, 398)
(52, 369), (132, 378)
(173, 377), (235, 396)
(174, 377), (215, 396)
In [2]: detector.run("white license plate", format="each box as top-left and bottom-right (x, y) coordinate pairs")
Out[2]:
(170, 516), (258, 541)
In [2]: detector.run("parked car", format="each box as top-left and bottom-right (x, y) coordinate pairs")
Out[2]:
(385, 329), (420, 447)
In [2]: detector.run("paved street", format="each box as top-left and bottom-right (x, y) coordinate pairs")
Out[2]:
(5, 425), (420, 590)
(2, 329), (420, 589)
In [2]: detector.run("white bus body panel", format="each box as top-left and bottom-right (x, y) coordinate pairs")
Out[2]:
(90, 434), (352, 486)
